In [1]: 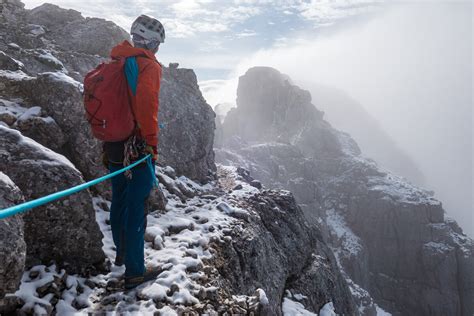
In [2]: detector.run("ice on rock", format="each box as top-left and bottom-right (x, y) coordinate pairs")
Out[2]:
(282, 297), (317, 316)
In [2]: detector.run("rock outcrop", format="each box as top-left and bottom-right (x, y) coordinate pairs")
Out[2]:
(0, 125), (105, 272)
(217, 66), (474, 316)
(27, 3), (130, 58)
(0, 172), (26, 301)
(158, 66), (216, 183)
(213, 167), (356, 315)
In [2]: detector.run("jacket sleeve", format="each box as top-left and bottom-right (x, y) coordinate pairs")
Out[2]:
(134, 60), (161, 148)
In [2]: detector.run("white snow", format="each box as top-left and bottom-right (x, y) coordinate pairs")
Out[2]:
(326, 208), (362, 258)
(0, 125), (78, 171)
(28, 24), (46, 36)
(423, 241), (454, 254)
(319, 302), (336, 316)
(256, 288), (269, 306)
(0, 70), (34, 81)
(40, 72), (81, 90)
(367, 172), (440, 206)
(336, 130), (360, 157)
(282, 291), (335, 316)
(334, 127), (440, 206)
(376, 305), (392, 316)
(10, 264), (94, 315)
(0, 171), (16, 188)
(37, 52), (66, 72)
(282, 297), (317, 316)
(0, 99), (28, 116)
(294, 293), (308, 301)
(16, 106), (42, 121)
(8, 42), (21, 50)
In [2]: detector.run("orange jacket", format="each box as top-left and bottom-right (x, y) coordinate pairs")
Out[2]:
(110, 40), (161, 149)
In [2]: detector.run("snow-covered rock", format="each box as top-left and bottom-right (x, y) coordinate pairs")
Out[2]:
(0, 172), (26, 304)
(209, 166), (356, 315)
(3, 166), (354, 315)
(0, 125), (105, 273)
(0, 99), (67, 152)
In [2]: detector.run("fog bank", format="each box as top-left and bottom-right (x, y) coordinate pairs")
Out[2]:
(202, 2), (473, 235)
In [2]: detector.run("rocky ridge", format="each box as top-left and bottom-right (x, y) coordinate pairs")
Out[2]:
(216, 66), (474, 316)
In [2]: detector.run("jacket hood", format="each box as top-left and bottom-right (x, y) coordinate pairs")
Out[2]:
(110, 40), (157, 61)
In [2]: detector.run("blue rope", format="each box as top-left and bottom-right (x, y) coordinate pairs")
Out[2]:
(146, 156), (158, 188)
(0, 155), (153, 220)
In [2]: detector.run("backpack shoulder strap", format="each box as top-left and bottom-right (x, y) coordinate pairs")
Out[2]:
(124, 56), (139, 96)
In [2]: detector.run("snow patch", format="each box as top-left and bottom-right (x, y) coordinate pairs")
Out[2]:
(376, 305), (392, 316)
(282, 297), (317, 316)
(40, 72), (81, 90)
(16, 106), (42, 121)
(0, 70), (34, 81)
(367, 172), (440, 206)
(326, 208), (362, 258)
(0, 171), (16, 187)
(423, 241), (454, 254)
(37, 52), (67, 72)
(0, 125), (78, 171)
(319, 302), (336, 316)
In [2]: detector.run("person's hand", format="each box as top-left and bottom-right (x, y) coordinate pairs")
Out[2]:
(144, 145), (158, 162)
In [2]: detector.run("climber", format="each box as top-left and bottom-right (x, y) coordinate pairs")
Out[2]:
(102, 14), (165, 290)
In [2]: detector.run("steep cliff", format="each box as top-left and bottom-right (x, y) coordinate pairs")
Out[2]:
(216, 67), (474, 316)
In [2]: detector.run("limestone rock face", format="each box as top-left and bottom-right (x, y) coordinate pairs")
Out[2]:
(0, 172), (26, 299)
(217, 67), (474, 316)
(27, 3), (130, 57)
(0, 125), (105, 272)
(0, 0), (25, 23)
(158, 66), (216, 182)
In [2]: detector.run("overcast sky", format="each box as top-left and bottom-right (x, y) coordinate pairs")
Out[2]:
(22, 0), (383, 80)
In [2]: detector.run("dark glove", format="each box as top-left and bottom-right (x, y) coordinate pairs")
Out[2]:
(144, 145), (158, 162)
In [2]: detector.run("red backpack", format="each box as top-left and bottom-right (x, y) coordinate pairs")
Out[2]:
(83, 57), (135, 142)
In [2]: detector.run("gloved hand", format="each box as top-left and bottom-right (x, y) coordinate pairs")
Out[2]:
(144, 145), (158, 162)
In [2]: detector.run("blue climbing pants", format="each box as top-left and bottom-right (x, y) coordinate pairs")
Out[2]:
(109, 161), (153, 277)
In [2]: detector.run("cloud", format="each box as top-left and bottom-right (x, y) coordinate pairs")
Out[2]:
(296, 0), (383, 24)
(236, 29), (258, 38)
(201, 2), (473, 235)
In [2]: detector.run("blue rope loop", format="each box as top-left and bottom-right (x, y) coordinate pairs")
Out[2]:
(146, 155), (158, 188)
(0, 154), (153, 220)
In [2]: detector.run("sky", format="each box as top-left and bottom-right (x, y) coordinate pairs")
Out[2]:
(22, 0), (384, 80)
(21, 0), (473, 235)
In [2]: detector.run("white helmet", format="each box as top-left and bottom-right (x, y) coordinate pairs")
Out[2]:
(131, 15), (165, 43)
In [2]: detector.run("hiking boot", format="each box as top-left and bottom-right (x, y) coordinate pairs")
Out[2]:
(124, 267), (161, 289)
(114, 256), (124, 266)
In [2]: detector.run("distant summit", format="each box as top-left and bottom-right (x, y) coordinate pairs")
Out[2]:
(217, 66), (474, 316)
